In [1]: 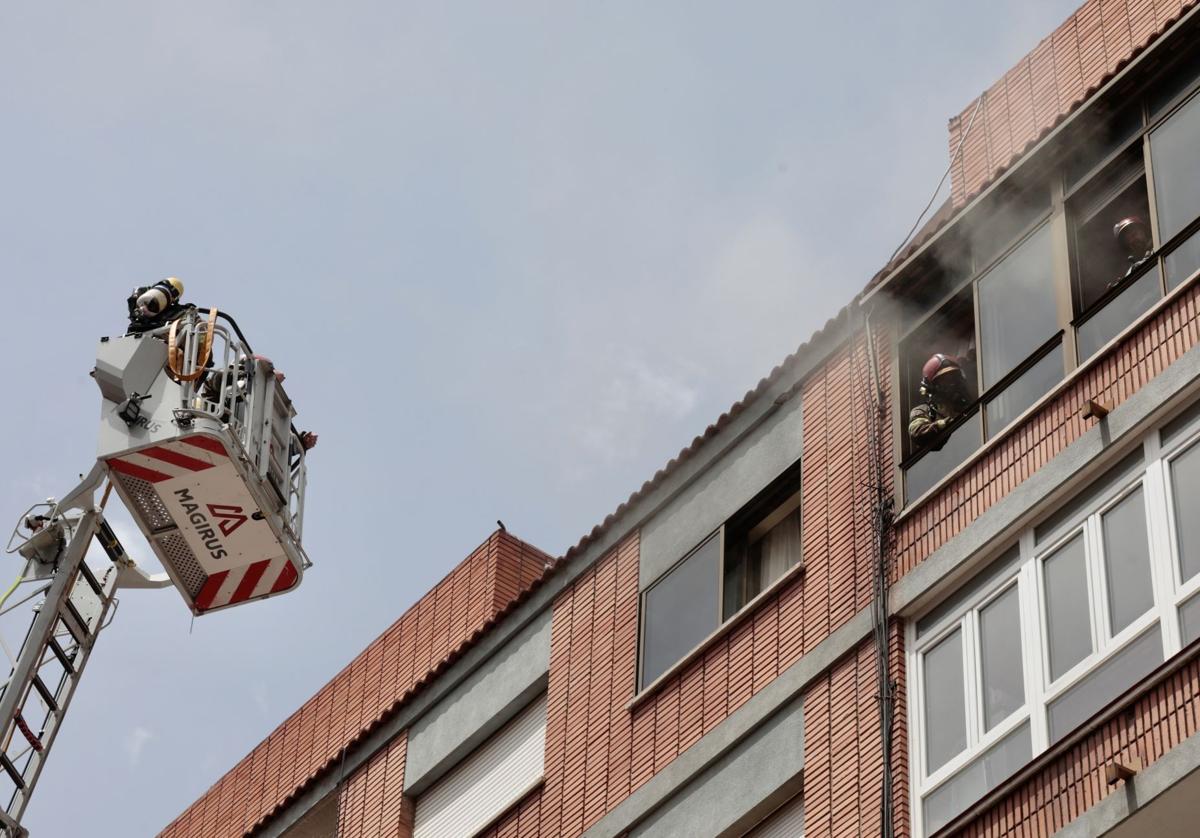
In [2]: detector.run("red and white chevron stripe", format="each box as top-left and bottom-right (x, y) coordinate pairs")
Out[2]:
(193, 555), (299, 611)
(106, 434), (299, 612)
(106, 436), (227, 483)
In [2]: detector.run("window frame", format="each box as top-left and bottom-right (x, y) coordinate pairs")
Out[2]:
(636, 466), (806, 696)
(907, 403), (1200, 835)
(897, 53), (1200, 508)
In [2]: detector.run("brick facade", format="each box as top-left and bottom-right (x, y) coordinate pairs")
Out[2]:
(160, 531), (551, 837)
(163, 1), (1200, 836)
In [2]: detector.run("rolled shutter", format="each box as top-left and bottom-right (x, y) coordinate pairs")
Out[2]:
(412, 694), (546, 838)
(745, 795), (803, 838)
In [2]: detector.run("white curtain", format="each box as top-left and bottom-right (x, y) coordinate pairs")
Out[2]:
(758, 509), (801, 586)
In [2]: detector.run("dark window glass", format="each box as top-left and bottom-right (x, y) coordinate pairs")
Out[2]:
(923, 629), (968, 773)
(1171, 440), (1200, 583)
(1043, 533), (1093, 681)
(1150, 48), (1200, 119)
(1101, 487), (1154, 634)
(1165, 229), (1200, 289)
(1180, 591), (1200, 647)
(1151, 92), (1200, 244)
(970, 184), (1052, 272)
(979, 586), (1025, 730)
(1047, 626), (1162, 742)
(1076, 265), (1161, 359)
(905, 411), (983, 502)
(1068, 151), (1153, 313)
(984, 344), (1063, 437)
(923, 722), (1031, 834)
(977, 224), (1057, 390)
(641, 534), (720, 687)
(1065, 104), (1144, 188)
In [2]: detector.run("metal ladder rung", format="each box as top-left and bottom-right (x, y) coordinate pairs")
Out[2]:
(45, 638), (74, 676)
(29, 677), (57, 715)
(0, 756), (24, 792)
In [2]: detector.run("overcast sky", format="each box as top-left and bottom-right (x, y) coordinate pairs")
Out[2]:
(0, 2), (1084, 835)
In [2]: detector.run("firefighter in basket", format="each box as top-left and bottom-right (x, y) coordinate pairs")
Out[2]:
(126, 277), (189, 334)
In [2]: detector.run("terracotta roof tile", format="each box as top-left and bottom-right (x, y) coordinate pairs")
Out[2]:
(160, 530), (555, 837)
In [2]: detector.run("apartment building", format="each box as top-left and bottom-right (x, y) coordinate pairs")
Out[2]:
(162, 1), (1200, 835)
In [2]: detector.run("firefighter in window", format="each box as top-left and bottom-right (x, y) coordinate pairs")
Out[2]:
(908, 351), (975, 450)
(1113, 216), (1153, 279)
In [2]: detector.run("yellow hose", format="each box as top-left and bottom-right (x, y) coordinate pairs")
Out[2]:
(0, 572), (24, 615)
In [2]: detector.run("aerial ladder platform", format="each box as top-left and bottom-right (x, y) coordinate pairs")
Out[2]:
(0, 290), (312, 836)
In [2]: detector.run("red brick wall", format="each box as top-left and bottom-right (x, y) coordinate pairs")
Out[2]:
(956, 652), (1200, 835)
(478, 787), (544, 838)
(801, 624), (908, 838)
(337, 733), (410, 838)
(160, 530), (551, 838)
(948, 0), (1196, 208)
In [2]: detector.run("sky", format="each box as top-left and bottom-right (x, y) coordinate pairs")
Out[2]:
(0, 2), (1085, 835)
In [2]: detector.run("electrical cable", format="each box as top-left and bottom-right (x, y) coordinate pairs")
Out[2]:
(885, 90), (989, 267)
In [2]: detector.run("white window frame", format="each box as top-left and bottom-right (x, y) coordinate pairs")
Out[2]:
(907, 404), (1200, 836)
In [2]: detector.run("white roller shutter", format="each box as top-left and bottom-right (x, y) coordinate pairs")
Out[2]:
(412, 693), (546, 838)
(745, 794), (803, 838)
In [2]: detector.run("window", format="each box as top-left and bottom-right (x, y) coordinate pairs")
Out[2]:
(743, 794), (804, 837)
(895, 50), (1200, 505)
(898, 219), (1063, 501)
(1151, 89), (1200, 288)
(908, 402), (1200, 835)
(640, 462), (803, 689)
(412, 695), (547, 838)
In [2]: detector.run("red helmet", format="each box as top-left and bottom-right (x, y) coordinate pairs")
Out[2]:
(921, 353), (960, 384)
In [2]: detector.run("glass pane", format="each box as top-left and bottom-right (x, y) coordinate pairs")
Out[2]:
(1043, 534), (1093, 681)
(1102, 487), (1155, 634)
(641, 534), (720, 687)
(923, 721), (1032, 834)
(1047, 626), (1162, 742)
(1076, 266), (1161, 360)
(978, 224), (1058, 390)
(1171, 440), (1200, 583)
(1151, 92), (1200, 244)
(1069, 153), (1152, 313)
(979, 586), (1024, 730)
(1034, 448), (1144, 547)
(917, 545), (1021, 638)
(1166, 229), (1200, 289)
(1150, 49), (1200, 118)
(984, 344), (1063, 436)
(1180, 591), (1200, 646)
(905, 411), (983, 502)
(923, 629), (968, 774)
(1065, 104), (1143, 188)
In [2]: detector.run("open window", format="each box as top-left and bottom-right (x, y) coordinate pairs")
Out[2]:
(639, 461), (803, 690)
(1068, 148), (1162, 360)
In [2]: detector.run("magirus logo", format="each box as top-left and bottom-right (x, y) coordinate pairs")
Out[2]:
(171, 488), (248, 561)
(207, 504), (247, 536)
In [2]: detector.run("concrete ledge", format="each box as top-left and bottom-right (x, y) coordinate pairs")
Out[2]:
(629, 697), (804, 838)
(1056, 729), (1200, 837)
(581, 606), (872, 838)
(892, 337), (1200, 620)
